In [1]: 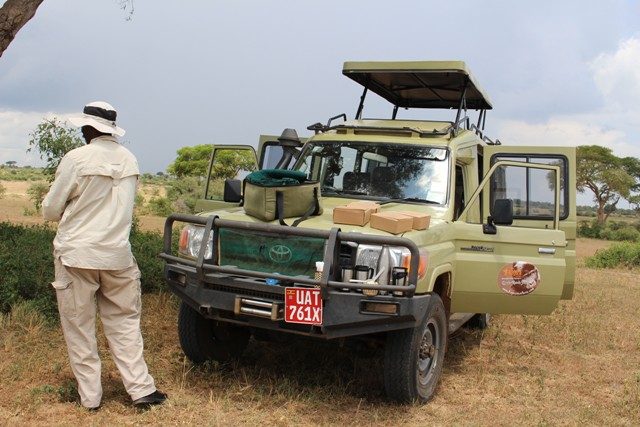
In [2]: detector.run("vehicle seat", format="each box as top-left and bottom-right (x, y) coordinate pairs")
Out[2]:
(371, 166), (400, 197)
(343, 172), (370, 193)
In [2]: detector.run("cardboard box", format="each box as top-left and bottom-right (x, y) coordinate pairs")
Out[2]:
(370, 212), (414, 234)
(333, 201), (381, 225)
(397, 211), (431, 230)
(347, 201), (380, 213)
(333, 204), (374, 226)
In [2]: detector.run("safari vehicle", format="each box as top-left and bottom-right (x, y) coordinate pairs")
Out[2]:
(160, 61), (576, 403)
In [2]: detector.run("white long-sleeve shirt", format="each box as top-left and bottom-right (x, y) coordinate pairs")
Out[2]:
(43, 135), (140, 270)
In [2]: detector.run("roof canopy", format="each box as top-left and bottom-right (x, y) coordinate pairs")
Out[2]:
(342, 61), (492, 110)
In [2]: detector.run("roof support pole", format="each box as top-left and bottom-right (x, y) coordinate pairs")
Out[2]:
(454, 78), (469, 128)
(392, 105), (399, 120)
(355, 74), (370, 120)
(355, 86), (368, 120)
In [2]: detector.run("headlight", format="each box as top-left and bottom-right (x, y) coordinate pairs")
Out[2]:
(355, 244), (427, 280)
(178, 224), (213, 259)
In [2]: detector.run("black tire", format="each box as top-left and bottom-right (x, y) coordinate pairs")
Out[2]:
(384, 294), (448, 403)
(178, 301), (250, 363)
(466, 313), (491, 330)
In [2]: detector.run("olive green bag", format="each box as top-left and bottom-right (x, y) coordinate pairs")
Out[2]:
(243, 169), (323, 226)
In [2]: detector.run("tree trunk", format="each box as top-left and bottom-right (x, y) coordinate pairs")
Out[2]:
(0, 0), (44, 58)
(596, 202), (606, 225)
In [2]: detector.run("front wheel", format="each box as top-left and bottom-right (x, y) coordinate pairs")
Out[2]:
(178, 301), (250, 363)
(384, 294), (448, 403)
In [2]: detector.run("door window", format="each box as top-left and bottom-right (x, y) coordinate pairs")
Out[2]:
(491, 155), (568, 219)
(206, 148), (257, 200)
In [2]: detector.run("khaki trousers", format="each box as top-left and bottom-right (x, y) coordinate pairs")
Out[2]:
(52, 260), (156, 408)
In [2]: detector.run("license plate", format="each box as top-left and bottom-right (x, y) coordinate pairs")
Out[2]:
(284, 287), (322, 325)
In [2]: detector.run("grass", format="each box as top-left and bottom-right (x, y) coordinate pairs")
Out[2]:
(0, 238), (638, 425)
(1, 180), (638, 424)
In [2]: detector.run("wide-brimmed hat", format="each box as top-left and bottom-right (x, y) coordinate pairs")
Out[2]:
(68, 101), (125, 137)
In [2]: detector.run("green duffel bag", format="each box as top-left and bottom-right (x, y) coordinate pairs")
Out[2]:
(243, 169), (323, 226)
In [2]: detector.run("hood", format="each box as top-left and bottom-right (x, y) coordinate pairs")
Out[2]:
(201, 197), (448, 237)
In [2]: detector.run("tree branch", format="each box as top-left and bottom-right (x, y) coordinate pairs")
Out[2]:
(0, 0), (44, 58)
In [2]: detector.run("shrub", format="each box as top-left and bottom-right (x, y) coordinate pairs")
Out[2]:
(609, 226), (640, 242)
(147, 196), (173, 216)
(27, 182), (49, 213)
(0, 182), (5, 199)
(0, 223), (58, 320)
(585, 242), (640, 269)
(577, 220), (603, 239)
(0, 222), (167, 322)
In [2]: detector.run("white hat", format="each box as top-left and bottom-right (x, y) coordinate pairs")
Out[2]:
(68, 101), (126, 137)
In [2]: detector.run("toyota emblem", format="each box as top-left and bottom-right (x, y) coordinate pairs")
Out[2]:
(269, 244), (293, 263)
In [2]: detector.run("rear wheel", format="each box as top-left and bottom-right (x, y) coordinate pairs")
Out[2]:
(384, 294), (448, 403)
(466, 313), (491, 330)
(178, 302), (250, 363)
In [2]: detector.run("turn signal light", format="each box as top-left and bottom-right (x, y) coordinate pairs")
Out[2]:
(402, 252), (428, 279)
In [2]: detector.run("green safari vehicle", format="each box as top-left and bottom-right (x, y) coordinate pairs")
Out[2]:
(160, 61), (576, 403)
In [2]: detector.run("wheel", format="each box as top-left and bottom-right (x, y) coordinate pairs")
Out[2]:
(178, 301), (250, 363)
(384, 294), (448, 403)
(466, 313), (491, 330)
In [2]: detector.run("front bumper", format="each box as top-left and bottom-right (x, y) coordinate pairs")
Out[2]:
(161, 213), (428, 339)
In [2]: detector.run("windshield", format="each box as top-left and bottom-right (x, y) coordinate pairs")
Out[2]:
(294, 141), (449, 204)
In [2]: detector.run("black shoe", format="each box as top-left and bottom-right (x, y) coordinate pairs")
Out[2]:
(132, 390), (167, 408)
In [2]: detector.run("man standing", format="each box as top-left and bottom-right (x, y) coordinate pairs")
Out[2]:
(43, 101), (166, 409)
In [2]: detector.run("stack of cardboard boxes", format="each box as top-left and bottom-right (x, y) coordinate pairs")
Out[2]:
(333, 201), (430, 234)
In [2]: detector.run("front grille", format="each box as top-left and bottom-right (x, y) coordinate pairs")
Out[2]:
(207, 283), (285, 301)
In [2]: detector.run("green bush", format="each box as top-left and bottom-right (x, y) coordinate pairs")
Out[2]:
(600, 226), (640, 242)
(0, 222), (167, 322)
(0, 223), (58, 320)
(147, 196), (173, 216)
(577, 220), (603, 238)
(585, 242), (640, 269)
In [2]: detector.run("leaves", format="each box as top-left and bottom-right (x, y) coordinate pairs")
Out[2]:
(27, 118), (84, 181)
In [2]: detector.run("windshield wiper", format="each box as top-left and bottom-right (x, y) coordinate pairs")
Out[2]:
(323, 188), (368, 196)
(379, 197), (440, 205)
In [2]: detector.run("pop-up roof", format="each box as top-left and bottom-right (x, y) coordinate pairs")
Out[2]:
(342, 61), (492, 110)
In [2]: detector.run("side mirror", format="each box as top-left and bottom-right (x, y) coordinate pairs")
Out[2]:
(492, 199), (513, 225)
(483, 199), (513, 234)
(223, 179), (242, 203)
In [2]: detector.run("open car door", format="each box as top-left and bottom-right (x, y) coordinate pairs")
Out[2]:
(194, 134), (304, 213)
(483, 146), (576, 299)
(194, 144), (258, 213)
(451, 160), (567, 315)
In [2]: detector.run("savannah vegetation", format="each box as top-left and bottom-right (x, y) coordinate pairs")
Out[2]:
(0, 122), (638, 423)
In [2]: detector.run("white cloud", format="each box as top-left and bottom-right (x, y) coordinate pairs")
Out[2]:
(494, 118), (635, 155)
(0, 110), (73, 167)
(590, 36), (640, 111)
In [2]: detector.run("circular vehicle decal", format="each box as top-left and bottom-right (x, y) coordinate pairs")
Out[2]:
(497, 261), (541, 296)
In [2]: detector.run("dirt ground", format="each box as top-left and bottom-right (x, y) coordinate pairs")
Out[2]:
(0, 181), (638, 425)
(0, 180), (166, 232)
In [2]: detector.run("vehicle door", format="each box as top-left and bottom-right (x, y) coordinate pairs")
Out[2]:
(484, 146), (576, 299)
(451, 159), (567, 315)
(194, 144), (258, 212)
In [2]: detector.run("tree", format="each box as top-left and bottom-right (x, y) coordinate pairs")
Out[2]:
(210, 149), (257, 180)
(27, 118), (84, 180)
(0, 0), (44, 58)
(167, 145), (213, 178)
(5, 160), (17, 167)
(576, 145), (637, 225)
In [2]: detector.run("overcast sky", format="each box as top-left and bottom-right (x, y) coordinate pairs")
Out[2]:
(1, 0), (639, 187)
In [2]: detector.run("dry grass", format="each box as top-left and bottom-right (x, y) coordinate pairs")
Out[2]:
(1, 182), (638, 424)
(1, 238), (638, 425)
(0, 180), (165, 233)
